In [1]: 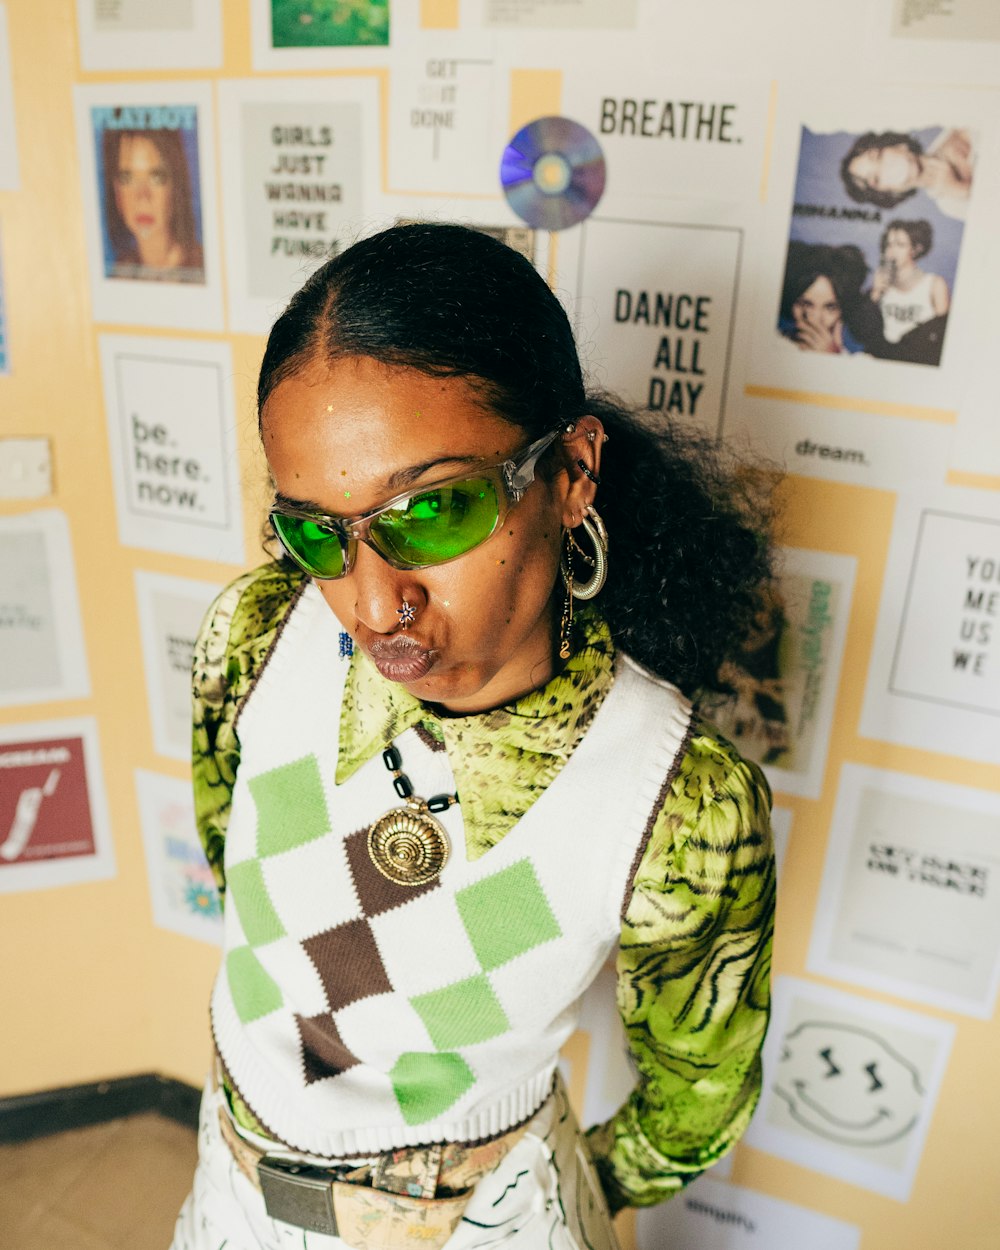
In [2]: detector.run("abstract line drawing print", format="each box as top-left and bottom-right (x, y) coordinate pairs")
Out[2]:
(775, 1020), (922, 1148)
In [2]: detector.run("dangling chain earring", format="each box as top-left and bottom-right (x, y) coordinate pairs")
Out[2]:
(559, 505), (609, 658)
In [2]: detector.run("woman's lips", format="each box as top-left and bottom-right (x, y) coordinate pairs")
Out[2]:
(366, 637), (437, 682)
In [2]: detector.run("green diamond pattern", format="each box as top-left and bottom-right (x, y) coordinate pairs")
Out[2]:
(411, 974), (509, 1049)
(227, 859), (286, 947)
(227, 947), (283, 1022)
(249, 755), (331, 857)
(390, 1052), (475, 1125)
(456, 858), (561, 971)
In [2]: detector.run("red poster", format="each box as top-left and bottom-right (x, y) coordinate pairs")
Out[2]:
(0, 736), (96, 866)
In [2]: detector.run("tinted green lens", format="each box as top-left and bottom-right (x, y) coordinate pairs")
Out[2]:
(371, 478), (500, 566)
(272, 513), (346, 578)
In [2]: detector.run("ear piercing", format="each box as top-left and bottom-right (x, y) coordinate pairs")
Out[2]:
(577, 460), (601, 484)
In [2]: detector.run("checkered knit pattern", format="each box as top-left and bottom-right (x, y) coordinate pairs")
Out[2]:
(210, 583), (692, 1158)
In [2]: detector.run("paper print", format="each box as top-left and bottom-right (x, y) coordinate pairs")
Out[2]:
(708, 548), (856, 799)
(863, 1), (1000, 86)
(74, 82), (223, 329)
(250, 0), (393, 67)
(75, 0), (223, 70)
(388, 40), (508, 196)
(745, 977), (954, 1201)
(0, 223), (8, 373)
(0, 5), (18, 190)
(776, 123), (974, 368)
(98, 334), (244, 564)
(0, 719), (114, 894)
(746, 85), (997, 415)
(809, 764), (1000, 1018)
(217, 77), (379, 333)
(860, 488), (1000, 763)
(0, 511), (90, 708)
(561, 68), (770, 208)
(136, 769), (222, 944)
(135, 571), (221, 760)
(771, 805), (792, 877)
(482, 0), (637, 26)
(571, 213), (744, 436)
(637, 1174), (861, 1250)
(271, 0), (388, 46)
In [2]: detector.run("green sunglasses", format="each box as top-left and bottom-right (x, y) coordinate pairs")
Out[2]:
(269, 427), (565, 580)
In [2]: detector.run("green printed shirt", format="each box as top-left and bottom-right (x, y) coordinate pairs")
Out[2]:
(192, 562), (775, 1211)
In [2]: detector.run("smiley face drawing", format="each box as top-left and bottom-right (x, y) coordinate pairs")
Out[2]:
(774, 1020), (924, 1147)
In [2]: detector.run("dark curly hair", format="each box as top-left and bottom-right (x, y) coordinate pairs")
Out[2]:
(257, 223), (776, 698)
(881, 218), (932, 261)
(840, 130), (922, 209)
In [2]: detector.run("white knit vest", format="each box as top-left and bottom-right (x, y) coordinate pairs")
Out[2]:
(211, 582), (691, 1157)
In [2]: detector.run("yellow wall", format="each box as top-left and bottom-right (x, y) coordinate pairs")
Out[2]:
(1, 5), (998, 1249)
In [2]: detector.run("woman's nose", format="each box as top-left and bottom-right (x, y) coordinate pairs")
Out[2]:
(349, 542), (425, 636)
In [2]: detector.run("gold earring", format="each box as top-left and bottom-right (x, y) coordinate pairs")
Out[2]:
(558, 532), (574, 659)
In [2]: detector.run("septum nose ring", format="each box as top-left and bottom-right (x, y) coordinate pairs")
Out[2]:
(396, 600), (416, 628)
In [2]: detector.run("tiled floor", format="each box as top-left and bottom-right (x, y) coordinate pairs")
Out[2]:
(1, 1112), (196, 1250)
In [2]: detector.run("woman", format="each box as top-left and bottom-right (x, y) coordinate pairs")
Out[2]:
(778, 240), (881, 354)
(101, 126), (204, 282)
(173, 224), (775, 1250)
(870, 219), (950, 364)
(839, 127), (975, 221)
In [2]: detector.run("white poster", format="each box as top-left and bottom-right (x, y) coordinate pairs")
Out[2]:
(771, 804), (793, 877)
(864, 0), (1000, 86)
(561, 67), (770, 208)
(135, 769), (222, 944)
(250, 0), (391, 70)
(481, 0), (637, 27)
(75, 0), (223, 70)
(0, 718), (114, 894)
(809, 764), (1000, 1019)
(0, 4), (17, 189)
(135, 571), (220, 761)
(709, 548), (856, 799)
(217, 77), (379, 334)
(637, 1174), (861, 1250)
(74, 81), (223, 330)
(98, 334), (244, 564)
(860, 487), (1000, 763)
(746, 84), (997, 417)
(387, 39), (508, 196)
(570, 210), (744, 436)
(0, 510), (90, 708)
(745, 977), (954, 1201)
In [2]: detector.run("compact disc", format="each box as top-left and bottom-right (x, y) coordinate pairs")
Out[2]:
(500, 117), (606, 231)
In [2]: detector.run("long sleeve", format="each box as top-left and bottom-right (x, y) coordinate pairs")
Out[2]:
(191, 563), (305, 901)
(586, 726), (775, 1211)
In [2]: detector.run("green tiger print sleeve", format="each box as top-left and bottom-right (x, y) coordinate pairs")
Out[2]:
(192, 562), (305, 900)
(585, 725), (775, 1211)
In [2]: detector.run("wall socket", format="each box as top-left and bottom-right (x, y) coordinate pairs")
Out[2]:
(0, 438), (53, 498)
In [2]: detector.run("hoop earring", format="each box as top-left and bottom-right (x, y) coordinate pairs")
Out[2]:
(570, 505), (608, 601)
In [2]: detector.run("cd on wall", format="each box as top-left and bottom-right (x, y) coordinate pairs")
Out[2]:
(500, 116), (606, 231)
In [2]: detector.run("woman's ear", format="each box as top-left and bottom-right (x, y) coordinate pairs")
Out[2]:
(560, 416), (605, 527)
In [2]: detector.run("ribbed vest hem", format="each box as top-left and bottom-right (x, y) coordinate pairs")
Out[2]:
(212, 985), (558, 1157)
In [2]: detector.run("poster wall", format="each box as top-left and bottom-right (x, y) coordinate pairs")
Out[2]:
(2, 3), (999, 1248)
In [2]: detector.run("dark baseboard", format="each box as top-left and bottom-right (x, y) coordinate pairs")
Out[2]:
(0, 1073), (201, 1143)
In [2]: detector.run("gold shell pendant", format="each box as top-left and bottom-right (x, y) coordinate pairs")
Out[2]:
(367, 803), (450, 886)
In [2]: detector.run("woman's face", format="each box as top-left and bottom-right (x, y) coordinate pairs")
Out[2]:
(848, 142), (918, 196)
(792, 275), (841, 332)
(883, 228), (916, 268)
(113, 134), (173, 240)
(262, 355), (597, 714)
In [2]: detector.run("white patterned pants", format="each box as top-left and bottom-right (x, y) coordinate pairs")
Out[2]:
(170, 1077), (620, 1250)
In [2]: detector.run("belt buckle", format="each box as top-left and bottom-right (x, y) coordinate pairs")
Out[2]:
(258, 1155), (338, 1236)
